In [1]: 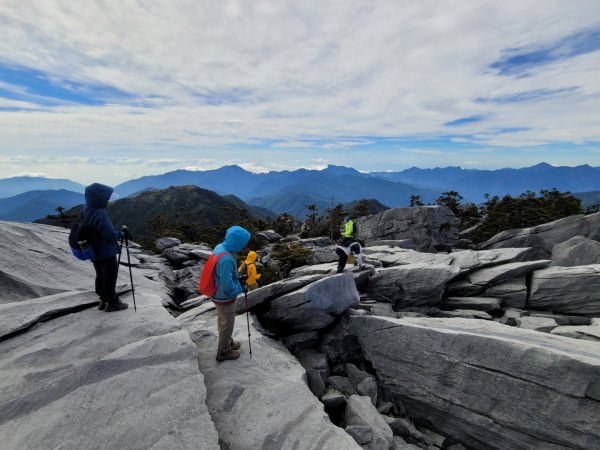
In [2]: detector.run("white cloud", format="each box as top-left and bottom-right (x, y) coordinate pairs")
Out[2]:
(0, 0), (599, 180)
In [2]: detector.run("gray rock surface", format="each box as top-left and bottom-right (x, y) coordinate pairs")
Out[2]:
(479, 212), (600, 258)
(179, 304), (359, 449)
(366, 264), (460, 307)
(350, 315), (600, 450)
(0, 223), (219, 449)
(515, 316), (558, 332)
(368, 239), (417, 249)
(448, 247), (537, 273)
(264, 274), (360, 334)
(529, 265), (600, 315)
(466, 260), (551, 288)
(163, 245), (194, 265)
(432, 309), (493, 320)
(256, 229), (283, 243)
(551, 325), (600, 342)
(344, 395), (394, 450)
(551, 235), (600, 267)
(234, 273), (326, 313)
(0, 221), (97, 302)
(481, 277), (528, 309)
(439, 297), (502, 314)
(155, 236), (181, 252)
(355, 206), (460, 252)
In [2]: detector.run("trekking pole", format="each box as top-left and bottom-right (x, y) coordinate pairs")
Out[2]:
(122, 226), (137, 312)
(244, 287), (252, 357)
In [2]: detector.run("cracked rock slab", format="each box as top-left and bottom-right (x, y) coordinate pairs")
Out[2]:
(349, 315), (600, 450)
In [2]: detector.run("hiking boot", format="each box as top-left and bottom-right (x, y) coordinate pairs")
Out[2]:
(105, 300), (129, 312)
(230, 338), (241, 351)
(98, 298), (107, 311)
(216, 349), (241, 362)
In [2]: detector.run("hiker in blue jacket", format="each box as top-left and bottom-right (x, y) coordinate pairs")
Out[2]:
(84, 183), (129, 312)
(212, 225), (251, 361)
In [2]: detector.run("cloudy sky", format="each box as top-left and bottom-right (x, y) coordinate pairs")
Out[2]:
(1, 0), (599, 184)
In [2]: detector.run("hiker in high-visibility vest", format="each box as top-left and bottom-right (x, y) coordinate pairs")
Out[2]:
(336, 217), (365, 273)
(238, 250), (261, 291)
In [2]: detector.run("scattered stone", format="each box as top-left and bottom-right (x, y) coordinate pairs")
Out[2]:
(258, 229), (283, 242)
(370, 304), (397, 317)
(281, 330), (320, 352)
(321, 388), (347, 424)
(357, 377), (378, 406)
(377, 402), (394, 415)
(346, 425), (373, 445)
(306, 369), (327, 398)
(190, 247), (212, 260)
(328, 376), (357, 396)
(417, 426), (447, 447)
(344, 395), (394, 450)
(385, 417), (421, 440)
(163, 246), (193, 265)
(496, 307), (529, 326)
(295, 348), (330, 383)
(307, 247), (339, 264)
(155, 236), (181, 252)
(529, 265), (600, 315)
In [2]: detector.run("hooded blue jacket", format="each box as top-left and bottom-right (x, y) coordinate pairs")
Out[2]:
(212, 225), (251, 301)
(83, 183), (124, 262)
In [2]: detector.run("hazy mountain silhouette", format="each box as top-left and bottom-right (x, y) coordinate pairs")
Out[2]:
(0, 176), (84, 198)
(0, 189), (84, 221)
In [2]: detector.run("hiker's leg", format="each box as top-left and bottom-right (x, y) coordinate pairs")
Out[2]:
(93, 261), (104, 298)
(215, 302), (236, 354)
(350, 243), (364, 266)
(336, 248), (347, 273)
(101, 256), (119, 303)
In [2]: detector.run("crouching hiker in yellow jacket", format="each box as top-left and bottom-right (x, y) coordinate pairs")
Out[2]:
(239, 251), (261, 291)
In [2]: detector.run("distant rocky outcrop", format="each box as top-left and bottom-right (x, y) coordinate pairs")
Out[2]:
(355, 206), (460, 252)
(479, 212), (600, 258)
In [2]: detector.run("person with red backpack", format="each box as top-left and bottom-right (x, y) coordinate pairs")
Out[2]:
(200, 225), (251, 362)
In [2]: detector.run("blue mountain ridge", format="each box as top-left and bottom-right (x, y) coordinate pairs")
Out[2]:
(0, 189), (84, 221)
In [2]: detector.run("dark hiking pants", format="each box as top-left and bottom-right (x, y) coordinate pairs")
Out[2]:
(93, 256), (119, 302)
(336, 243), (361, 273)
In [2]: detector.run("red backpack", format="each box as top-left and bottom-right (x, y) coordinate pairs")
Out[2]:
(198, 251), (229, 297)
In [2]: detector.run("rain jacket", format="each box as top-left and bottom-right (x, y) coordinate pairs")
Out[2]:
(212, 226), (251, 301)
(342, 219), (354, 238)
(239, 251), (261, 286)
(83, 183), (124, 261)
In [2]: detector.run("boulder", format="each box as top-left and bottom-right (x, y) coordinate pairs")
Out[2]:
(171, 264), (204, 300)
(298, 237), (334, 248)
(366, 264), (460, 308)
(449, 247), (537, 274)
(344, 395), (394, 450)
(466, 260), (551, 289)
(439, 297), (502, 314)
(515, 316), (558, 332)
(295, 348), (330, 383)
(306, 369), (327, 398)
(496, 308), (529, 326)
(155, 236), (181, 252)
(256, 229), (283, 243)
(328, 376), (357, 396)
(349, 315), (600, 450)
(370, 304), (397, 318)
(321, 388), (347, 424)
(481, 277), (527, 309)
(346, 425), (373, 445)
(355, 206), (460, 252)
(551, 235), (600, 267)
(479, 212), (600, 258)
(529, 265), (600, 315)
(363, 247), (453, 268)
(190, 247), (213, 260)
(234, 273), (326, 314)
(163, 245), (194, 265)
(281, 330), (320, 352)
(263, 274), (360, 335)
(307, 247), (339, 264)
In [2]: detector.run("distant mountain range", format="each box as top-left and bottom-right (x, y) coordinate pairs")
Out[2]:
(0, 176), (84, 198)
(372, 163), (600, 202)
(4, 162), (600, 222)
(0, 189), (84, 222)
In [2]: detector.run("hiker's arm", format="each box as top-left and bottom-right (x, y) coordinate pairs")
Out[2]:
(95, 210), (123, 241)
(220, 257), (243, 298)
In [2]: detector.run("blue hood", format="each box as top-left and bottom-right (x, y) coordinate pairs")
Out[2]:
(85, 183), (113, 209)
(221, 225), (251, 252)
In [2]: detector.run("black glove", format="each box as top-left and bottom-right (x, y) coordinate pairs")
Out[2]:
(121, 226), (132, 241)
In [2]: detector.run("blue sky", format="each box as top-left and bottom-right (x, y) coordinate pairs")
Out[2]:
(0, 1), (599, 184)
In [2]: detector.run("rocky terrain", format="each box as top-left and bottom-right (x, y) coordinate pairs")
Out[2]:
(1, 208), (600, 449)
